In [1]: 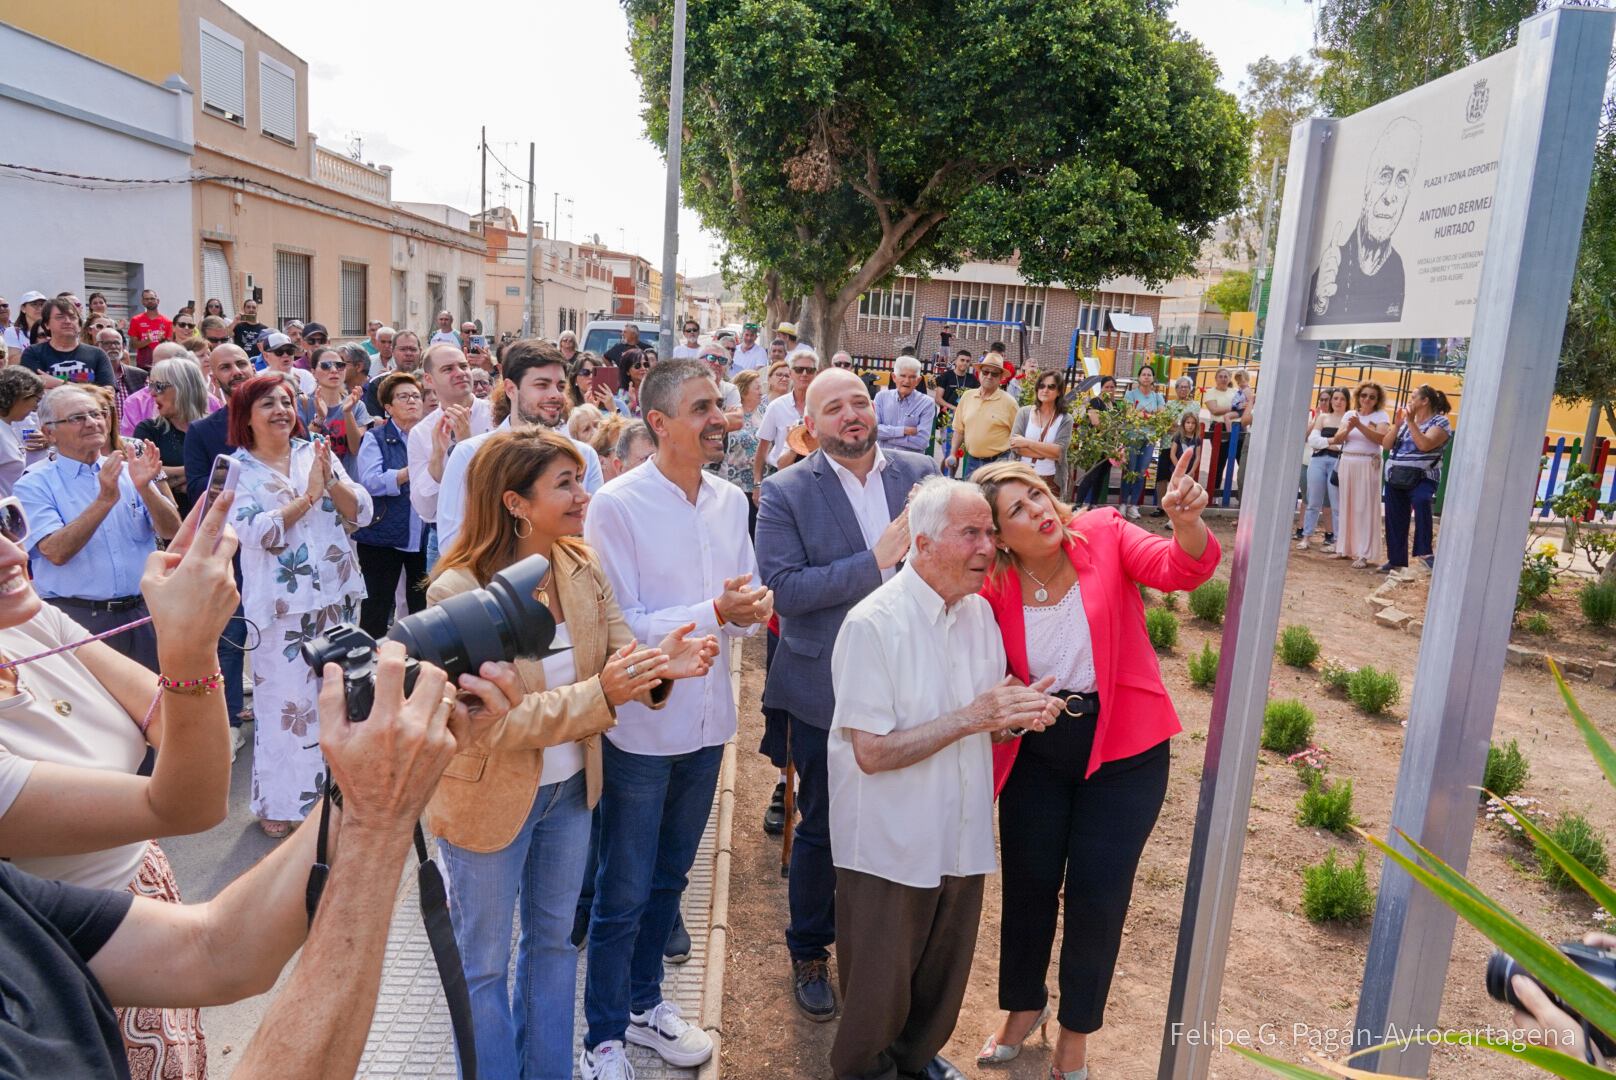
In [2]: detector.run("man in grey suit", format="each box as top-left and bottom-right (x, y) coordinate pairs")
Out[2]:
(756, 367), (940, 1020)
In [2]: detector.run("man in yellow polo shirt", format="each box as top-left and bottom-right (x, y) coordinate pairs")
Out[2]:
(955, 352), (1019, 475)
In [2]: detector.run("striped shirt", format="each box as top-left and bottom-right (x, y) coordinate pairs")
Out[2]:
(1389, 414), (1451, 480)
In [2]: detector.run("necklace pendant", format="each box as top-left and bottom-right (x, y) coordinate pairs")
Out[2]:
(1034, 587), (1049, 603)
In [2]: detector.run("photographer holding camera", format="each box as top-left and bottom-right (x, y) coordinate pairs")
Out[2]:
(0, 616), (521, 1080)
(1504, 931), (1616, 1068)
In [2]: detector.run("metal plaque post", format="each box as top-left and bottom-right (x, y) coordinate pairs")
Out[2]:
(1157, 115), (1330, 1079)
(1351, 7), (1614, 1073)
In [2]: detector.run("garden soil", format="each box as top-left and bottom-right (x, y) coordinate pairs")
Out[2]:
(716, 517), (1616, 1079)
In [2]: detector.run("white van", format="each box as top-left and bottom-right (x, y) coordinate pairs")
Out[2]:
(581, 319), (663, 358)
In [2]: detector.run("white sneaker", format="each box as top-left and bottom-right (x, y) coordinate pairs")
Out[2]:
(1124, 505), (1141, 520)
(229, 726), (245, 763)
(627, 1001), (712, 1067)
(580, 1041), (636, 1080)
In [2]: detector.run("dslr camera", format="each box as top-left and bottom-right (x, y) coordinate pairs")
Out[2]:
(302, 554), (559, 722)
(1487, 940), (1616, 1059)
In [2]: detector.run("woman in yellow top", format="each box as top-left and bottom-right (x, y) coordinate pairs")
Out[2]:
(426, 428), (719, 1080)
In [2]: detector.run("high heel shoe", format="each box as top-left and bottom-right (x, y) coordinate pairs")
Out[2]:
(977, 1001), (1053, 1065)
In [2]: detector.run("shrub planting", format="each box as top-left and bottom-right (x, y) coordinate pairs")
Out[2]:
(1261, 699), (1315, 754)
(1482, 739), (1530, 801)
(1187, 642), (1219, 689)
(1537, 812), (1610, 891)
(1145, 607), (1180, 651)
(1301, 849), (1375, 923)
(1276, 625), (1321, 668)
(1319, 659), (1352, 691)
(1580, 580), (1616, 628)
(1346, 665), (1401, 716)
(1297, 777), (1357, 833)
(1516, 611), (1551, 635)
(1189, 579), (1228, 624)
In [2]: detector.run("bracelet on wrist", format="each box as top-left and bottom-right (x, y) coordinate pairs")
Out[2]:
(158, 671), (224, 696)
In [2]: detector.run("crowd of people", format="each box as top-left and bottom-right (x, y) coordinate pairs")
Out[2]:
(0, 284), (1545, 1080)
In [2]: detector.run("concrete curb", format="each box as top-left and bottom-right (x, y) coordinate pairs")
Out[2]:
(695, 658), (743, 1080)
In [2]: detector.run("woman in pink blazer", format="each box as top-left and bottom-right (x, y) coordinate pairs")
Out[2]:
(971, 457), (1217, 1080)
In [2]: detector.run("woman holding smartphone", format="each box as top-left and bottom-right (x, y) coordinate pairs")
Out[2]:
(427, 428), (718, 1080)
(0, 491), (239, 1078)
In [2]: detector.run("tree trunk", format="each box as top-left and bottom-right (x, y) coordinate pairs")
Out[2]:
(762, 274), (799, 343)
(798, 284), (848, 362)
(1582, 398), (1603, 468)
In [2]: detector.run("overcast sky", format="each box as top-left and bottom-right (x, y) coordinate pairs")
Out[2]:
(230, 0), (1317, 279)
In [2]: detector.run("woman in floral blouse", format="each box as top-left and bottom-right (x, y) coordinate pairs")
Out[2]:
(229, 374), (373, 837)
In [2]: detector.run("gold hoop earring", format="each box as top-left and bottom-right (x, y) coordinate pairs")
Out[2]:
(511, 514), (532, 539)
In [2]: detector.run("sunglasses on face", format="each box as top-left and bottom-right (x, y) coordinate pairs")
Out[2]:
(579, 367), (597, 378)
(272, 346), (297, 357)
(206, 336), (229, 346)
(150, 381), (172, 393)
(316, 360), (345, 371)
(175, 321), (195, 330)
(0, 497), (28, 546)
(832, 360), (852, 369)
(631, 361), (651, 369)
(790, 365), (815, 375)
(306, 336), (328, 346)
(700, 354), (727, 364)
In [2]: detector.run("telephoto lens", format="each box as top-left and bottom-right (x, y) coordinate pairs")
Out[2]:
(301, 553), (559, 722)
(386, 553), (559, 681)
(1485, 941), (1616, 1058)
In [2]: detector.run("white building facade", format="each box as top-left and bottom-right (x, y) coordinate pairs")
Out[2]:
(0, 23), (196, 320)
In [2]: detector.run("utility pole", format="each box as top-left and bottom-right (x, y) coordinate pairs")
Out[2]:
(479, 126), (486, 235)
(658, 0), (688, 344)
(1248, 156), (1281, 326)
(523, 142), (535, 337)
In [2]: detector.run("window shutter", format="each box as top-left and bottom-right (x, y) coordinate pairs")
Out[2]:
(340, 263), (367, 337)
(199, 20), (245, 121)
(259, 56), (296, 144)
(202, 244), (234, 315)
(275, 251), (310, 326)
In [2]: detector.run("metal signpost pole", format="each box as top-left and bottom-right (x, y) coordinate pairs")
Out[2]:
(658, 0), (687, 345)
(1157, 115), (1330, 1079)
(1351, 7), (1614, 1072)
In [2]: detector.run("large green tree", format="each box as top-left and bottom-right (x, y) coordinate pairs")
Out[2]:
(1225, 55), (1321, 264)
(1315, 0), (1615, 448)
(623, 0), (1249, 357)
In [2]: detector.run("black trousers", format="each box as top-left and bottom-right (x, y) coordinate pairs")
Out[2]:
(997, 711), (1170, 1033)
(355, 541), (427, 640)
(757, 630), (790, 768)
(1073, 461), (1112, 506)
(786, 717), (834, 961)
(47, 598), (158, 671)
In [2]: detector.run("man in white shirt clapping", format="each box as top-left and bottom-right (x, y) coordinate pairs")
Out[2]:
(580, 358), (773, 1080)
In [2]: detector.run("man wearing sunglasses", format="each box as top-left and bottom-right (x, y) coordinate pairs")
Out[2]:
(671, 321), (704, 360)
(699, 344), (744, 430)
(258, 332), (316, 395)
(754, 349), (819, 487)
(13, 386), (181, 668)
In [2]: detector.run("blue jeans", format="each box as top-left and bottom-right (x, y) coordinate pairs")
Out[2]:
(1218, 425), (1243, 502)
(1383, 476), (1437, 569)
(424, 523), (440, 574)
(786, 718), (835, 962)
(438, 771), (592, 1080)
(1302, 454), (1339, 538)
(962, 450), (1010, 477)
(1118, 442), (1154, 506)
(584, 739), (722, 1049)
(220, 602), (247, 724)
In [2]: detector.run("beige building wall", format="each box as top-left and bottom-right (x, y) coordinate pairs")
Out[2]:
(0, 0), (183, 84)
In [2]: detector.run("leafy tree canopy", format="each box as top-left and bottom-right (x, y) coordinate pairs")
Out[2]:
(1225, 55), (1320, 262)
(624, 0), (1250, 354)
(1205, 269), (1254, 315)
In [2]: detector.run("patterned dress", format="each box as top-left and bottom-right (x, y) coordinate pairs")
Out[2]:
(233, 440), (373, 821)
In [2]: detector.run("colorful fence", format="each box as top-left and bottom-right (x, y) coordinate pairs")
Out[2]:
(1534, 436), (1616, 522)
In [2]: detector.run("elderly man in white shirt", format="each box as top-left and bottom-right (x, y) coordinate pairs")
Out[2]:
(579, 358), (774, 1080)
(434, 340), (603, 553)
(827, 476), (1060, 1080)
(405, 343), (492, 566)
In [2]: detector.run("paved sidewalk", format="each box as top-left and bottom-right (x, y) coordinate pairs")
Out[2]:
(357, 793), (720, 1079)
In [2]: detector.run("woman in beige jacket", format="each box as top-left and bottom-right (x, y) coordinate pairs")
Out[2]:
(426, 428), (718, 1080)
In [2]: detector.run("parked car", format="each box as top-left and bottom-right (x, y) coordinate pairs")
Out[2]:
(581, 319), (663, 357)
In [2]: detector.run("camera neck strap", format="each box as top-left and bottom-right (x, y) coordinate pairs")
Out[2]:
(305, 781), (478, 1080)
